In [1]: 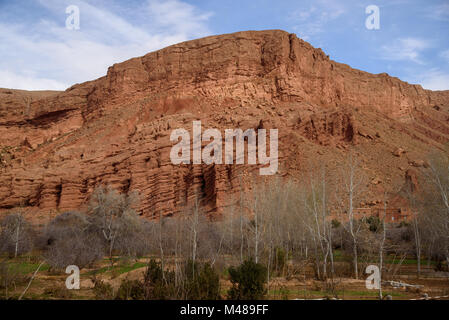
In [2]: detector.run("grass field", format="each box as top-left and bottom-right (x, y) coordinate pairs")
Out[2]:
(1, 254), (448, 300)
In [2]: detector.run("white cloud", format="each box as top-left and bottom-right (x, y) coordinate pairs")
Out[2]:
(380, 38), (431, 64)
(0, 0), (212, 91)
(289, 0), (345, 40)
(419, 69), (449, 91)
(440, 50), (449, 63)
(147, 0), (213, 37)
(426, 3), (449, 21)
(0, 70), (68, 91)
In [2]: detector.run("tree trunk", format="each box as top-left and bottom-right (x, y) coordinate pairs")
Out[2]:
(14, 221), (20, 258)
(353, 237), (358, 279)
(255, 212), (259, 263)
(19, 261), (45, 300)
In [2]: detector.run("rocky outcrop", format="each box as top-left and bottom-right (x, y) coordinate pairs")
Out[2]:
(1, 30), (448, 219)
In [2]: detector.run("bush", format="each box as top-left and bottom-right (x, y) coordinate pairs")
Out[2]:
(366, 216), (382, 232)
(42, 211), (104, 270)
(227, 260), (267, 300)
(92, 279), (114, 300)
(141, 259), (221, 300)
(43, 286), (73, 299)
(435, 259), (448, 272)
(143, 259), (176, 300)
(0, 261), (28, 299)
(273, 247), (287, 275)
(115, 279), (145, 300)
(331, 219), (341, 228)
(183, 261), (220, 300)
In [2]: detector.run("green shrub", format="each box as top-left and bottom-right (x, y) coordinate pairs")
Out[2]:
(43, 286), (73, 299)
(0, 261), (28, 300)
(366, 216), (382, 232)
(115, 279), (144, 300)
(143, 259), (176, 300)
(273, 247), (287, 275)
(331, 219), (341, 228)
(184, 261), (220, 300)
(227, 260), (267, 300)
(92, 280), (114, 300)
(435, 259), (448, 272)
(144, 259), (164, 284)
(279, 285), (289, 300)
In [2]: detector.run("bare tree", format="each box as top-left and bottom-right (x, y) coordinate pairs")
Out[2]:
(88, 186), (141, 267)
(42, 211), (104, 269)
(0, 212), (34, 258)
(335, 153), (366, 279)
(378, 194), (387, 299)
(306, 167), (334, 280)
(424, 150), (449, 267)
(402, 180), (422, 277)
(239, 177), (246, 264)
(190, 195), (201, 277)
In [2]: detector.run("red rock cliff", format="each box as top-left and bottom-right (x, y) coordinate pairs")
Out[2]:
(1, 30), (448, 219)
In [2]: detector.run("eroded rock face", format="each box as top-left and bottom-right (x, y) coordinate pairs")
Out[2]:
(1, 30), (449, 219)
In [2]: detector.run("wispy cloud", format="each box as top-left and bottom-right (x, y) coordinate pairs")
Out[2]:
(0, 0), (448, 92)
(440, 49), (449, 63)
(419, 69), (449, 91)
(147, 0), (213, 37)
(380, 38), (431, 64)
(289, 0), (345, 40)
(0, 70), (68, 91)
(426, 3), (449, 21)
(0, 0), (213, 91)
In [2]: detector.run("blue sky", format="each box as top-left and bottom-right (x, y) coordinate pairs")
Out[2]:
(0, 0), (448, 91)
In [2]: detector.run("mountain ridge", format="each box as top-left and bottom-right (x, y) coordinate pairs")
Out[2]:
(1, 29), (449, 220)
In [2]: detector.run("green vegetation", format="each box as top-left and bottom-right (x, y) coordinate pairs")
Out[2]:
(6, 261), (49, 274)
(227, 260), (267, 300)
(92, 280), (114, 300)
(115, 279), (145, 300)
(86, 261), (147, 277)
(1, 179), (448, 301)
(184, 261), (221, 300)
